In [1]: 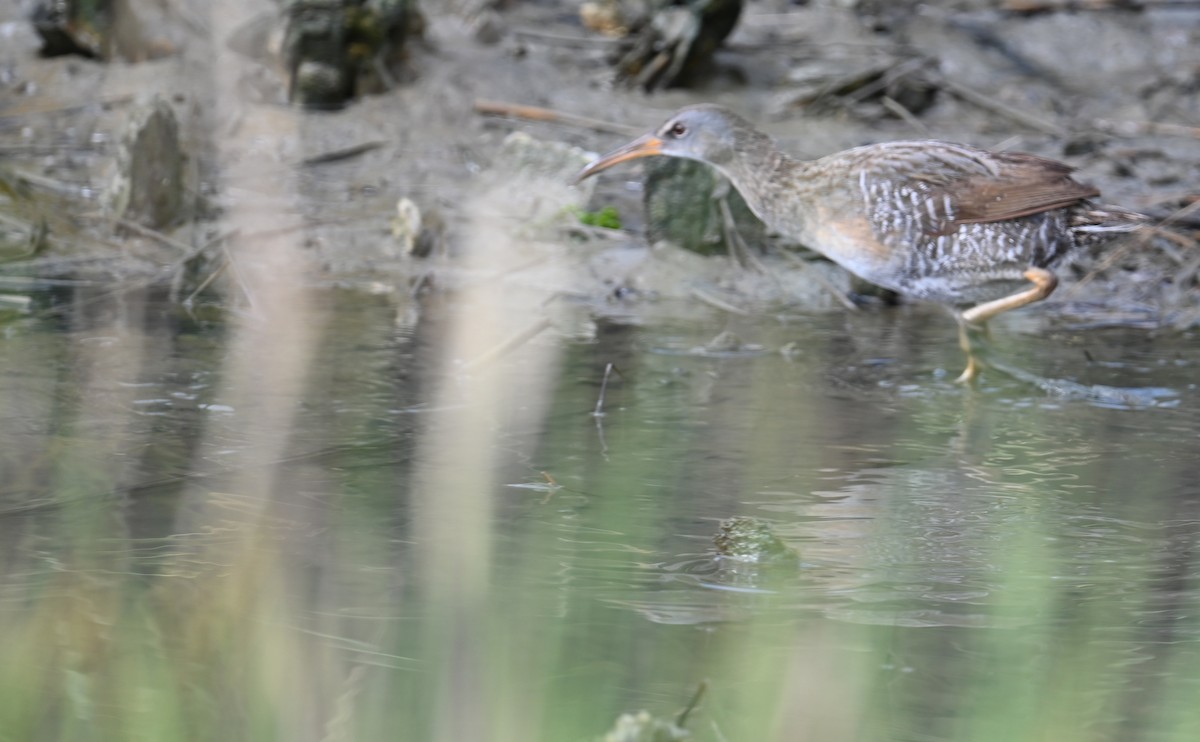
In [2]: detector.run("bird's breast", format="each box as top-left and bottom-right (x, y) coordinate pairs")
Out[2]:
(802, 206), (906, 291)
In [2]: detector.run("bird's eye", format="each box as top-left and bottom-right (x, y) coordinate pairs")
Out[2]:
(668, 122), (688, 138)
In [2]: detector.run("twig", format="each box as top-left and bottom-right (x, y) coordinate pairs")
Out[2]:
(473, 100), (641, 137)
(675, 681), (708, 728)
(1172, 301), (1200, 331)
(164, 0), (210, 35)
(220, 243), (258, 312)
(690, 286), (752, 315)
(300, 140), (387, 167)
(714, 185), (770, 274)
(881, 95), (931, 136)
(1071, 200), (1200, 294)
(538, 471), (561, 505)
(1146, 225), (1199, 252)
(568, 222), (633, 241)
(0, 145), (99, 155)
(592, 362), (625, 417)
(1004, 0), (1200, 12)
(742, 12), (824, 23)
(106, 215), (194, 254)
(928, 71), (1066, 136)
(183, 254), (229, 308)
(460, 317), (552, 371)
(594, 409), (610, 460)
(591, 364), (622, 460)
(778, 249), (859, 311)
(4, 167), (86, 196)
(840, 57), (930, 106)
(511, 28), (619, 48)
(0, 275), (96, 288)
(1069, 235), (1144, 293)
(1158, 198), (1200, 229)
(0, 294), (32, 311)
(0, 93), (135, 120)
(1091, 118), (1200, 140)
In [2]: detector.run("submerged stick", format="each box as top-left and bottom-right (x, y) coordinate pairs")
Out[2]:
(460, 317), (552, 371)
(690, 286), (752, 316)
(590, 362), (619, 417)
(593, 363), (627, 460)
(183, 255), (230, 308)
(675, 680), (708, 728)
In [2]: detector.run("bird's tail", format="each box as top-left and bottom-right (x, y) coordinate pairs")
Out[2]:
(1071, 204), (1150, 235)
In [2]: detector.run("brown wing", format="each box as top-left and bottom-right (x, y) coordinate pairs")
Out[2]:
(944, 152), (1100, 224)
(832, 142), (1101, 241)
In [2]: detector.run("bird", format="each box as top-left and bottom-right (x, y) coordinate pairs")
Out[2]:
(574, 104), (1146, 382)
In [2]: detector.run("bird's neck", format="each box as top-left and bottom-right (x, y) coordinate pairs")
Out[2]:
(719, 148), (815, 236)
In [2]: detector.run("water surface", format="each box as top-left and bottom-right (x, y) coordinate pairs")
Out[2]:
(0, 286), (1197, 741)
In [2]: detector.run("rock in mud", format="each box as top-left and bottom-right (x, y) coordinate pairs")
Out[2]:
(106, 97), (186, 230)
(643, 157), (765, 257)
(584, 0), (743, 90)
(283, 0), (425, 109)
(30, 0), (110, 58)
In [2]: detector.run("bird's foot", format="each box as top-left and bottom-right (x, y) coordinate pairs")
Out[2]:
(955, 318), (992, 384)
(954, 354), (985, 384)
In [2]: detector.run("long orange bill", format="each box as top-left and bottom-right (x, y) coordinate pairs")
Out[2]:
(573, 133), (664, 184)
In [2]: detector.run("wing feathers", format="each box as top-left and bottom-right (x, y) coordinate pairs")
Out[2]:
(947, 153), (1099, 224)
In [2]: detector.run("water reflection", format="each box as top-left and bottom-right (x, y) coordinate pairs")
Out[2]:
(0, 285), (1198, 740)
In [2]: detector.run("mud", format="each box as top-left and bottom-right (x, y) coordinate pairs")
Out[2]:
(0, 0), (1197, 325)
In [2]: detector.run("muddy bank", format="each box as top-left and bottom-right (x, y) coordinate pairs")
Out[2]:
(0, 0), (1197, 326)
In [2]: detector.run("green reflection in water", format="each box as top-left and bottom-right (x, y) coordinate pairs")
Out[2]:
(0, 288), (1198, 741)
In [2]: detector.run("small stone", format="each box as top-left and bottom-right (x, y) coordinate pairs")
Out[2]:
(469, 9), (505, 45)
(713, 516), (798, 563)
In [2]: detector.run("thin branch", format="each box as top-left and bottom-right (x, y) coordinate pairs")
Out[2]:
(511, 28), (619, 48)
(928, 71), (1067, 136)
(1004, 0), (1200, 12)
(690, 286), (752, 315)
(675, 680), (708, 728)
(1091, 118), (1200, 140)
(881, 95), (931, 136)
(473, 99), (641, 137)
(592, 362), (624, 417)
(778, 250), (859, 311)
(0, 93), (135, 120)
(108, 216), (195, 254)
(183, 254), (229, 308)
(300, 141), (387, 167)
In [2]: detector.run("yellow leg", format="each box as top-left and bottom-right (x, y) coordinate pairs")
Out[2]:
(954, 267), (1059, 384)
(960, 268), (1059, 325)
(955, 320), (988, 384)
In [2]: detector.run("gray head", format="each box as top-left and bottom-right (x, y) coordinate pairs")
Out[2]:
(574, 105), (771, 183)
